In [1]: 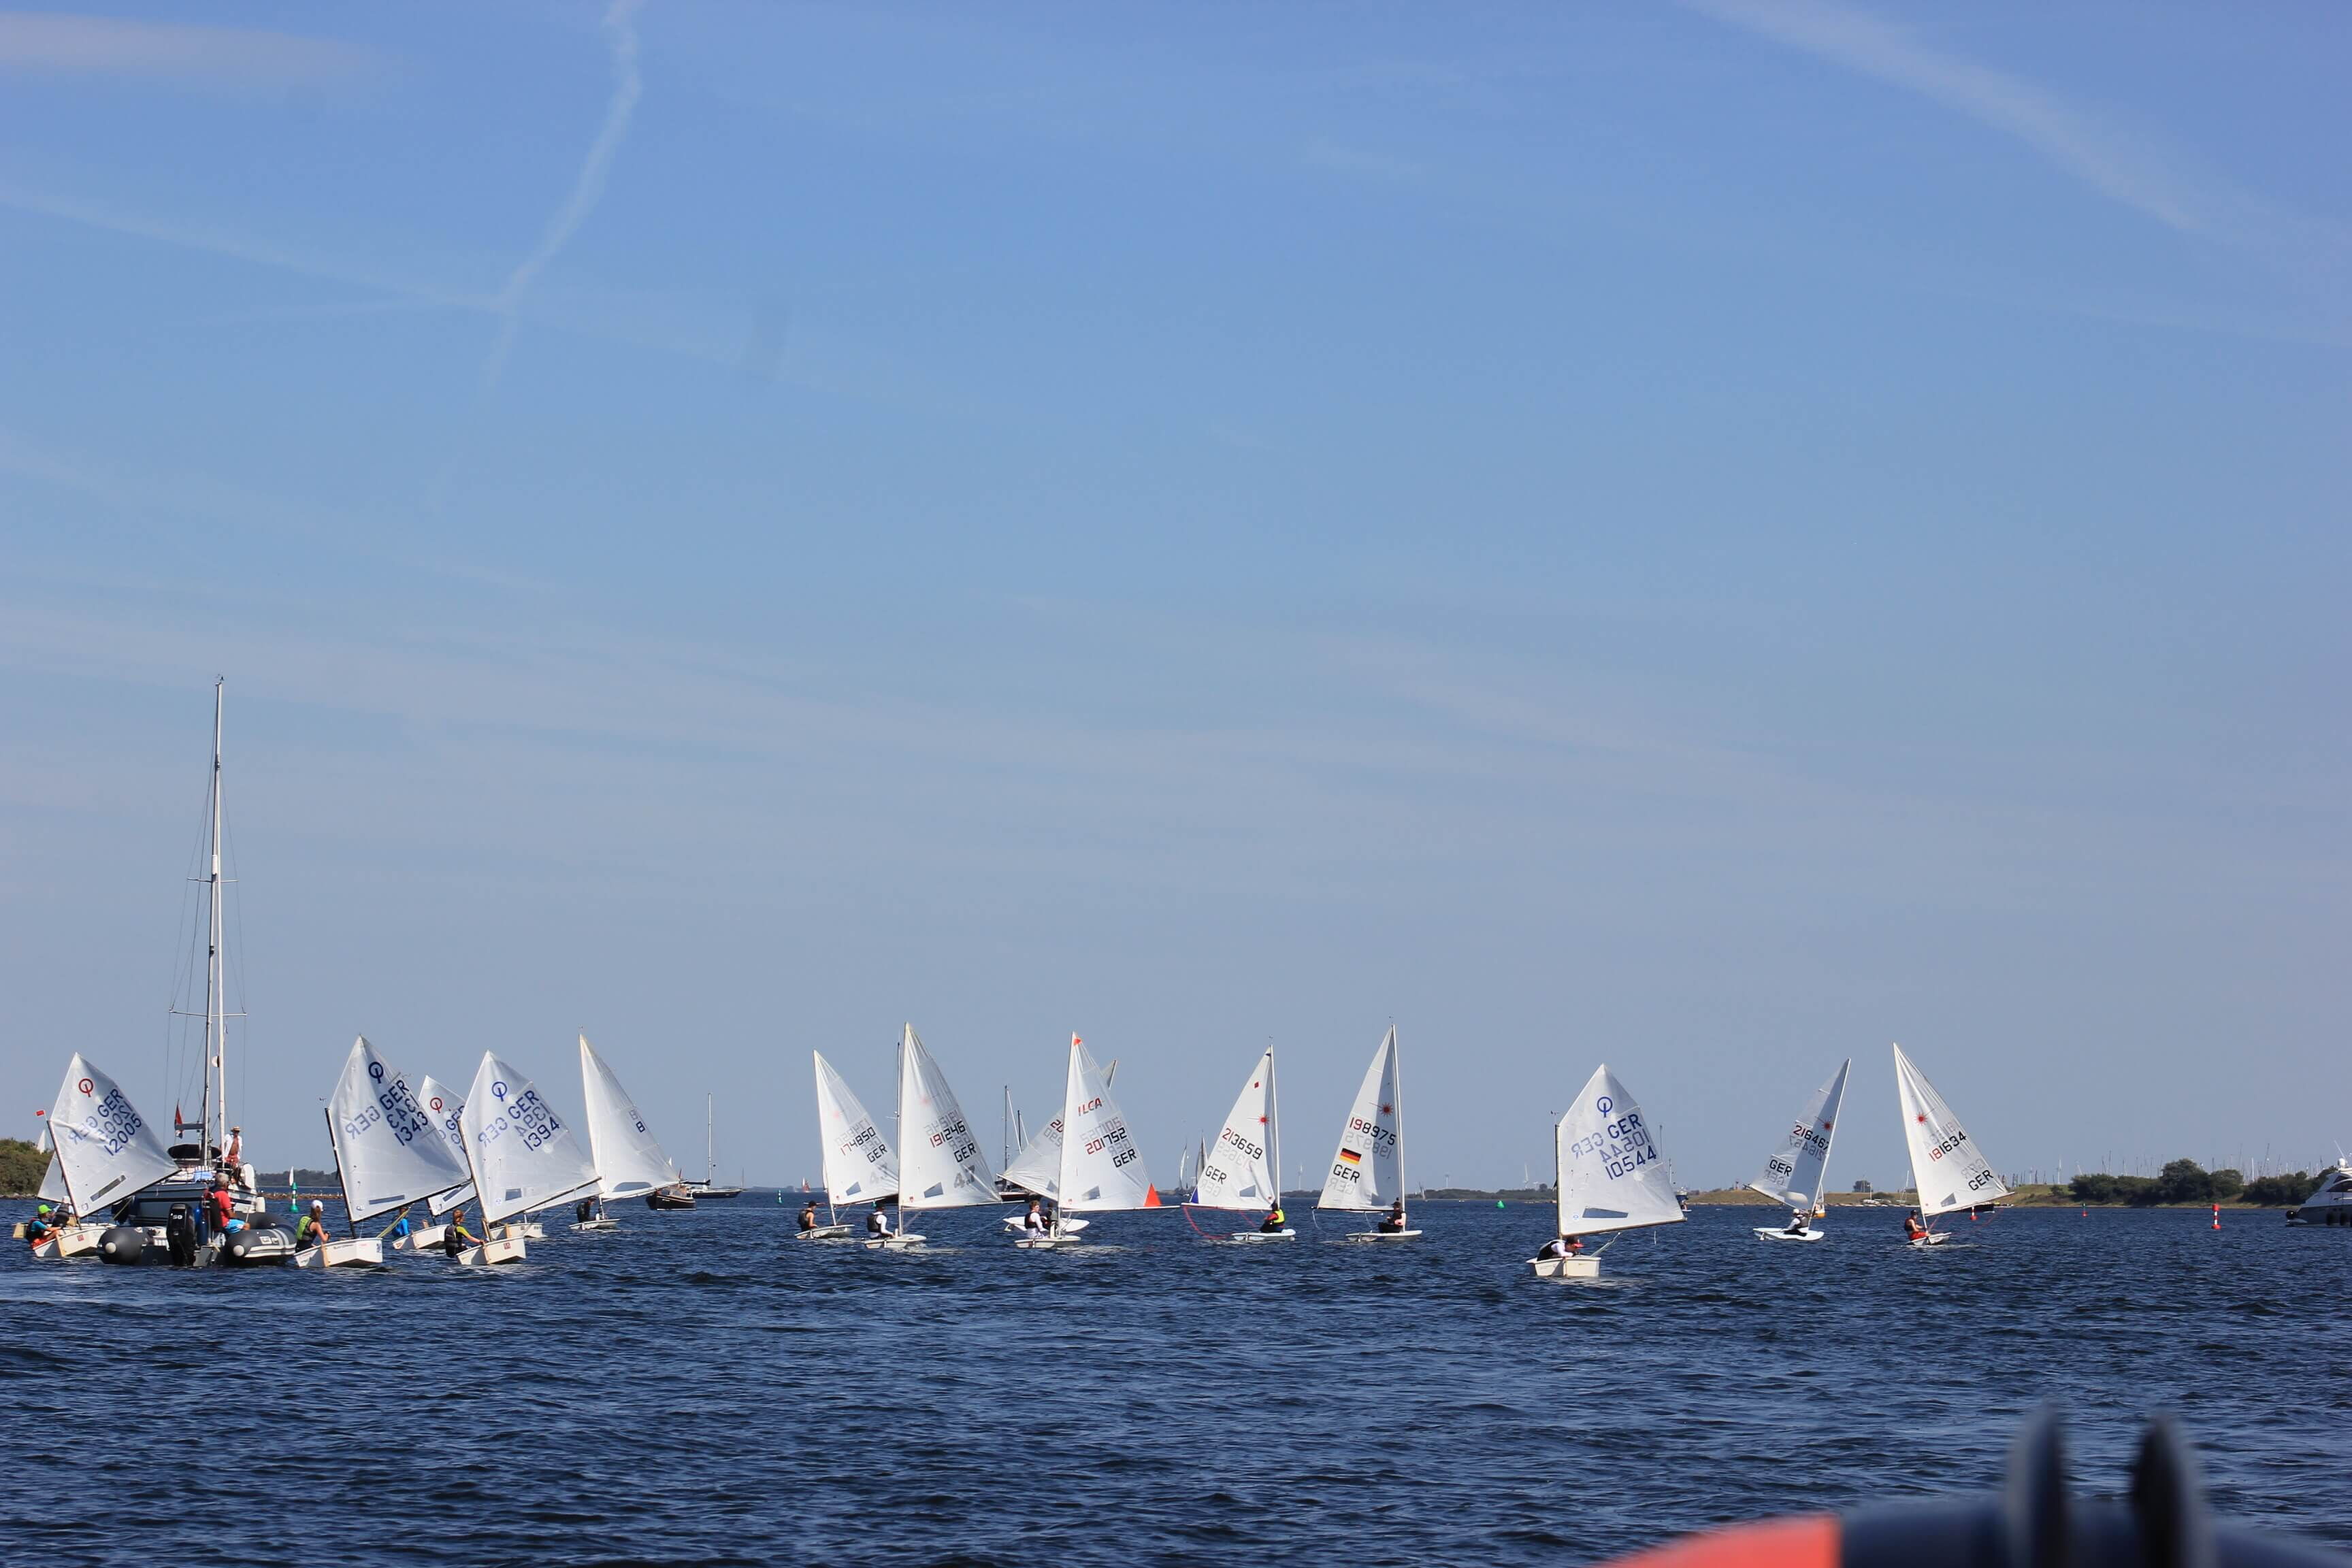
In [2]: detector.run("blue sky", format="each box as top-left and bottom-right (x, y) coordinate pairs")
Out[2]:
(2, 3), (2345, 1193)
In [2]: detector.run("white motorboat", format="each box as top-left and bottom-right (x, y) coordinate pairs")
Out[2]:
(2285, 1160), (2352, 1226)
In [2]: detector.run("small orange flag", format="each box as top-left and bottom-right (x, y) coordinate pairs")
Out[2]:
(1143, 1185), (1162, 1208)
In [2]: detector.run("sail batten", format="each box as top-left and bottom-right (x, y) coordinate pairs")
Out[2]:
(327, 1037), (472, 1224)
(1894, 1044), (2010, 1218)
(1744, 1060), (1850, 1211)
(1319, 1027), (1403, 1211)
(1554, 1064), (1684, 1237)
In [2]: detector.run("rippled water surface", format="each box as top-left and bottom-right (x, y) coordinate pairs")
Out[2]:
(3, 1200), (2342, 1566)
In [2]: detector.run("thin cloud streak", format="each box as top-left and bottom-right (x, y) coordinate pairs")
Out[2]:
(479, 0), (646, 394)
(1684, 0), (2208, 233)
(0, 12), (368, 86)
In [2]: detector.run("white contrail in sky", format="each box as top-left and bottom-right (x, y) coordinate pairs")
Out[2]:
(480, 0), (646, 393)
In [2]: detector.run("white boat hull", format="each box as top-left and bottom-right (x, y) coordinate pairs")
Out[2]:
(395, 1224), (445, 1252)
(1530, 1255), (1600, 1279)
(1013, 1234), (1078, 1249)
(573, 1218), (619, 1232)
(864, 1233), (927, 1250)
(31, 1224), (108, 1260)
(1343, 1228), (1422, 1243)
(795, 1224), (855, 1241)
(1754, 1227), (1829, 1243)
(1908, 1231), (1953, 1247)
(455, 1235), (528, 1265)
(1001, 1215), (1088, 1234)
(295, 1237), (385, 1269)
(1224, 1228), (1297, 1243)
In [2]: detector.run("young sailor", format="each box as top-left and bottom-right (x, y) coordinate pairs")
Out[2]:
(1377, 1199), (1409, 1234)
(798, 1200), (819, 1233)
(1258, 1200), (1288, 1235)
(442, 1210), (478, 1258)
(866, 1204), (894, 1239)
(295, 1200), (331, 1250)
(1783, 1211), (1810, 1236)
(25, 1204), (55, 1248)
(1022, 1198), (1050, 1235)
(1904, 1210), (1929, 1242)
(1537, 1234), (1584, 1261)
(387, 1206), (413, 1243)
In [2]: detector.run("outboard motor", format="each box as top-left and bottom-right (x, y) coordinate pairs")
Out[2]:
(1605, 1409), (2340, 1568)
(165, 1203), (199, 1267)
(97, 1225), (146, 1265)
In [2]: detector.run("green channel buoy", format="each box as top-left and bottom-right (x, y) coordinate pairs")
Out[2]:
(1496, 1200), (1505, 1209)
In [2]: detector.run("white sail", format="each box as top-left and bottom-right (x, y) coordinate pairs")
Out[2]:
(38, 1152), (69, 1205)
(327, 1036), (472, 1224)
(1001, 1102), (1066, 1198)
(813, 1051), (897, 1205)
(1554, 1064), (1684, 1237)
(896, 1025), (998, 1211)
(417, 1075), (476, 1215)
(1745, 1059), (1850, 1211)
(1319, 1027), (1403, 1211)
(1194, 1049), (1278, 1211)
(1893, 1044), (2010, 1218)
(461, 1052), (602, 1226)
(47, 1054), (176, 1211)
(1056, 1036), (1153, 1212)
(579, 1034), (682, 1200)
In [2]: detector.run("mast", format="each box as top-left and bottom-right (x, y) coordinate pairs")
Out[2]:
(1391, 1027), (1407, 1205)
(324, 1106), (356, 1238)
(207, 680), (227, 1171)
(1266, 1048), (1281, 1217)
(1054, 1036), (1078, 1240)
(706, 1093), (715, 1184)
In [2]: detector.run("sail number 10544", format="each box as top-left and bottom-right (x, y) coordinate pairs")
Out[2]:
(1570, 1113), (1656, 1180)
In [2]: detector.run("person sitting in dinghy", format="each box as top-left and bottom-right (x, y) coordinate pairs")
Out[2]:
(798, 1201), (819, 1233)
(866, 1203), (895, 1239)
(1783, 1211), (1810, 1236)
(25, 1204), (54, 1248)
(1022, 1198), (1051, 1235)
(388, 1207), (412, 1243)
(1377, 1200), (1409, 1234)
(296, 1200), (331, 1250)
(1904, 1211), (1929, 1242)
(1258, 1201), (1288, 1235)
(443, 1211), (478, 1258)
(1537, 1234), (1584, 1261)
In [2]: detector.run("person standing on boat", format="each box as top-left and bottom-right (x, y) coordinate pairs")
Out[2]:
(221, 1125), (244, 1174)
(1377, 1199), (1409, 1234)
(206, 1175), (235, 1237)
(798, 1200), (818, 1233)
(442, 1211), (478, 1258)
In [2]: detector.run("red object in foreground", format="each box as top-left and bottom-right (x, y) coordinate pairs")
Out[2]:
(1605, 1516), (1836, 1568)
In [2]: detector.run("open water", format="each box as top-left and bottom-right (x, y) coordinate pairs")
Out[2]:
(1, 1199), (2343, 1567)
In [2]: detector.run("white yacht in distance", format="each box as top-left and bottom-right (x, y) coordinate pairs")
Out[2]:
(2285, 1160), (2352, 1226)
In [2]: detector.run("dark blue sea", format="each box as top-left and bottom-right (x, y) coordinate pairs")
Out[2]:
(3, 1200), (2343, 1566)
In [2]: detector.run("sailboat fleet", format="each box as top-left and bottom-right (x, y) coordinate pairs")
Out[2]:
(22, 685), (2045, 1279)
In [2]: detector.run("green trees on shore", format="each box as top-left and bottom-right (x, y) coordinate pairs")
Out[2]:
(2068, 1159), (2308, 1207)
(0, 1137), (47, 1196)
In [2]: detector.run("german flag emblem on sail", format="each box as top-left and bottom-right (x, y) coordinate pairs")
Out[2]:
(1338, 1148), (1362, 1166)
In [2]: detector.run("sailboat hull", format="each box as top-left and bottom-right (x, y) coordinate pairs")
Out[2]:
(294, 1237), (385, 1269)
(455, 1235), (527, 1265)
(864, 1233), (927, 1250)
(1000, 1215), (1088, 1234)
(1908, 1232), (1953, 1247)
(30, 1224), (108, 1259)
(1529, 1256), (1600, 1278)
(1754, 1227), (1829, 1243)
(395, 1224), (444, 1252)
(573, 1218), (619, 1232)
(1343, 1228), (1422, 1243)
(1223, 1228), (1297, 1243)
(795, 1224), (855, 1241)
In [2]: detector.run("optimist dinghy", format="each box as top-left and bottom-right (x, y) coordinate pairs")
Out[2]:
(578, 1034), (685, 1232)
(312, 1037), (471, 1268)
(1318, 1026), (1420, 1241)
(1014, 1034), (1152, 1248)
(454, 1051), (602, 1264)
(1893, 1043), (2009, 1247)
(1745, 1060), (1848, 1243)
(1188, 1048), (1293, 1241)
(1530, 1065), (1684, 1279)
